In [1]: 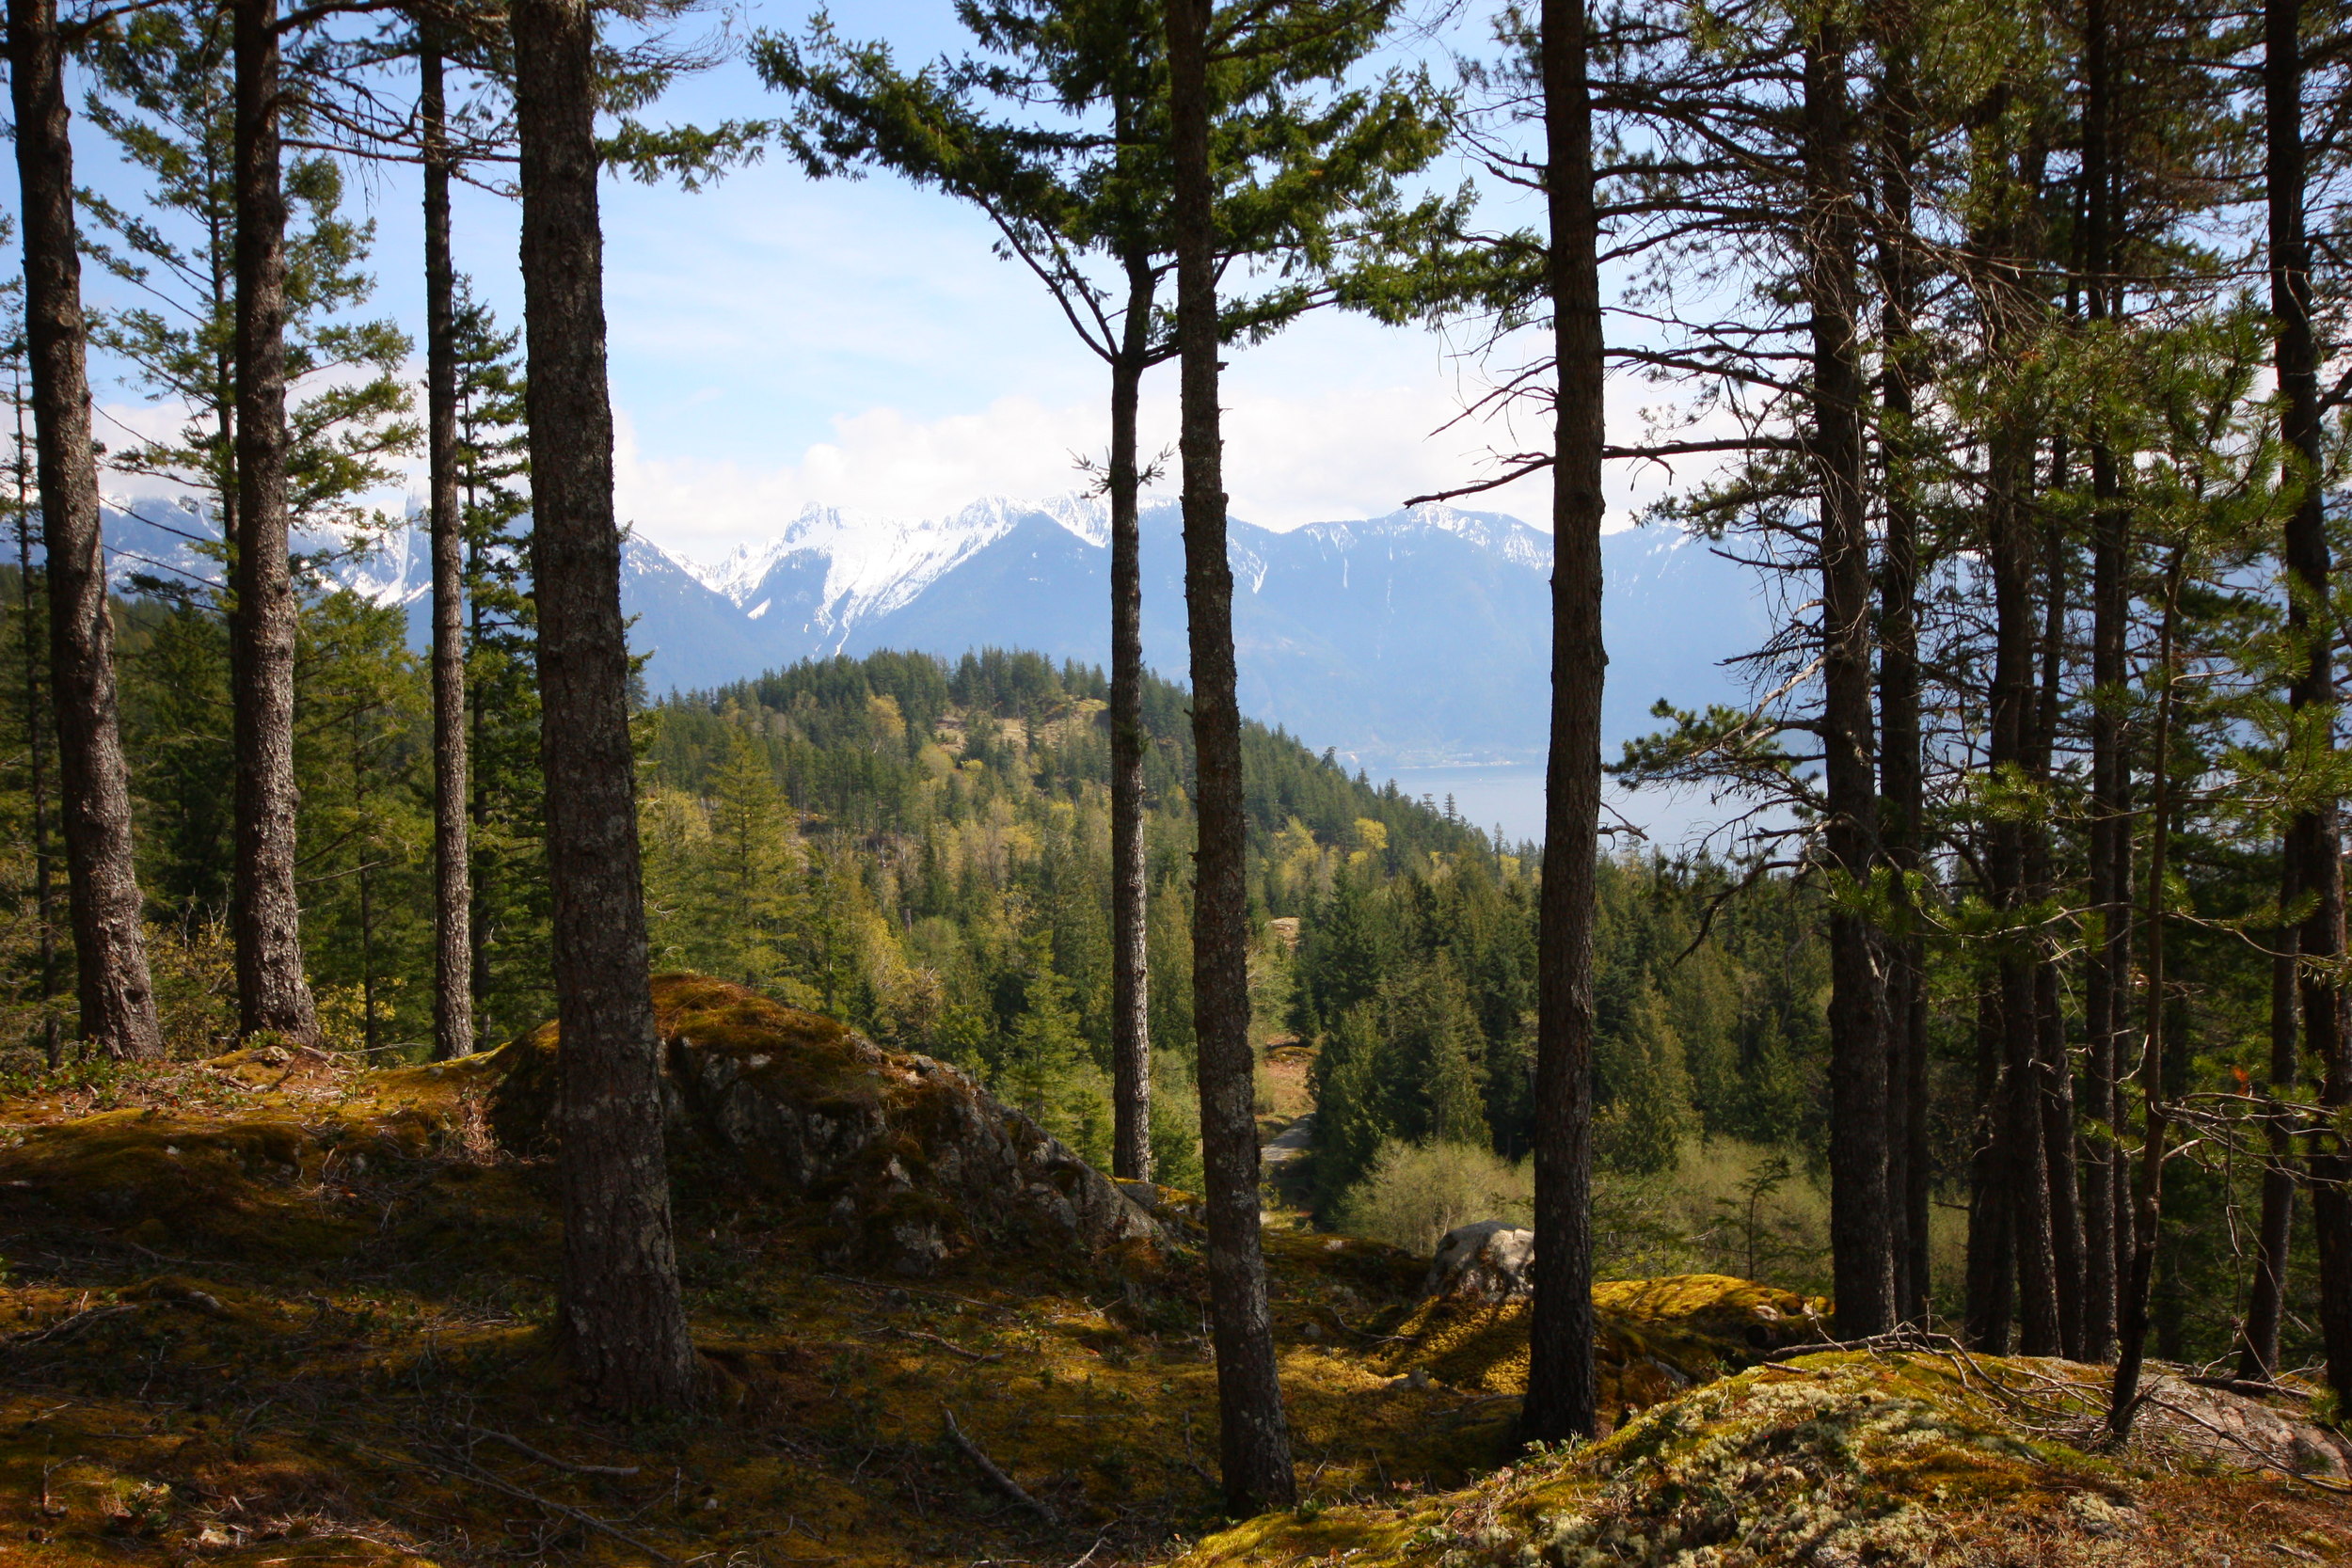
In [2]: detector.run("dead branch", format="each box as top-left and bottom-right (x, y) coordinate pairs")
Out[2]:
(417, 1452), (675, 1561)
(940, 1403), (1058, 1527)
(465, 1424), (642, 1477)
(885, 1327), (1000, 1363)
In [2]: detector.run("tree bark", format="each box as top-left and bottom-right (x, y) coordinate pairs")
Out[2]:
(514, 0), (699, 1415)
(2244, 885), (2299, 1380)
(2031, 522), (2084, 1359)
(1804, 25), (1893, 1338)
(2263, 0), (2352, 1411)
(2110, 549), (2183, 1441)
(15, 411), (56, 1008)
(230, 0), (318, 1043)
(1873, 19), (1930, 1326)
(1168, 0), (1294, 1513)
(8, 0), (164, 1060)
(421, 37), (473, 1062)
(1964, 971), (2015, 1351)
(1109, 253), (1153, 1182)
(2080, 0), (2128, 1364)
(1523, 0), (1605, 1447)
(1988, 416), (2059, 1356)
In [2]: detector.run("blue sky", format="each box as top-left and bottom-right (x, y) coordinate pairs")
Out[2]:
(73, 0), (1703, 566)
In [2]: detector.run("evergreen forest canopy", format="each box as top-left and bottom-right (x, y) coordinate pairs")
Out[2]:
(0, 0), (2348, 1511)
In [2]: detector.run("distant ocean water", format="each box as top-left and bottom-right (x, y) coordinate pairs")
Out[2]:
(1378, 764), (1755, 853)
(1381, 764), (1549, 846)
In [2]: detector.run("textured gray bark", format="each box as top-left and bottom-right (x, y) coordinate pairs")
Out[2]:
(1804, 27), (1892, 1338)
(230, 0), (318, 1043)
(1522, 0), (1603, 1449)
(8, 0), (164, 1060)
(1108, 258), (1152, 1182)
(513, 0), (699, 1415)
(422, 40), (474, 1062)
(1168, 0), (1293, 1513)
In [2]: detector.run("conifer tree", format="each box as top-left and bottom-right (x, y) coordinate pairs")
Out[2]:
(1527, 0), (1607, 1444)
(6, 0), (164, 1059)
(230, 0), (318, 1041)
(512, 0), (697, 1413)
(421, 25), (471, 1059)
(1168, 0), (1293, 1511)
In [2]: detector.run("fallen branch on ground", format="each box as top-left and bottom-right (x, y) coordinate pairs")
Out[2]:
(416, 1451), (675, 1561)
(941, 1403), (1058, 1526)
(886, 1327), (1001, 1362)
(465, 1425), (641, 1477)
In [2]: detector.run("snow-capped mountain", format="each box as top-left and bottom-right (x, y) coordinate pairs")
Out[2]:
(87, 492), (1772, 768)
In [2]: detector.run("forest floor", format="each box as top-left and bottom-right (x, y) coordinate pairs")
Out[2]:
(0, 994), (2342, 1566)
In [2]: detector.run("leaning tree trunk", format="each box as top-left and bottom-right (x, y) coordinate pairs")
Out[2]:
(1522, 0), (1605, 1449)
(230, 0), (317, 1044)
(2263, 0), (2352, 1410)
(513, 0), (698, 1415)
(8, 0), (164, 1060)
(1168, 0), (1294, 1513)
(421, 37), (473, 1062)
(1108, 252), (1154, 1182)
(1804, 24), (1894, 1338)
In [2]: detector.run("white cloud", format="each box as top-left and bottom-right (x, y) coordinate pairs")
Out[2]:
(612, 350), (1736, 564)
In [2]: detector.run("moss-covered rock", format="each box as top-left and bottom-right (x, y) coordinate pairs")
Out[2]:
(491, 973), (1164, 1275)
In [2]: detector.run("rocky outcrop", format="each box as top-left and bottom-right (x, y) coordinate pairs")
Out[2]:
(1422, 1221), (1535, 1304)
(491, 974), (1162, 1275)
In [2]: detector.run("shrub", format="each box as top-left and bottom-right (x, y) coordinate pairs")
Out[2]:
(1332, 1137), (1532, 1254)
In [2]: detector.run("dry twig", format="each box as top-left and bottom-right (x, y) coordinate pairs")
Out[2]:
(940, 1403), (1058, 1527)
(464, 1424), (641, 1477)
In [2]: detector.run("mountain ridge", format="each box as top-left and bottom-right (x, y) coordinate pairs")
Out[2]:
(87, 492), (1770, 769)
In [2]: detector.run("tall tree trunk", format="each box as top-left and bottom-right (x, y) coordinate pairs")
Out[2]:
(8, 0), (164, 1060)
(2264, 0), (2352, 1410)
(1168, 0), (1294, 1513)
(230, 0), (317, 1043)
(15, 449), (56, 1008)
(1965, 971), (2016, 1351)
(2031, 522), (2084, 1358)
(1873, 19), (1931, 1325)
(421, 38), (473, 1062)
(514, 0), (698, 1415)
(1524, 0), (1604, 1446)
(2244, 885), (2298, 1380)
(1804, 25), (1893, 1337)
(2080, 0), (2127, 1363)
(2110, 547), (2183, 1439)
(1109, 253), (1153, 1182)
(1989, 419), (2059, 1355)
